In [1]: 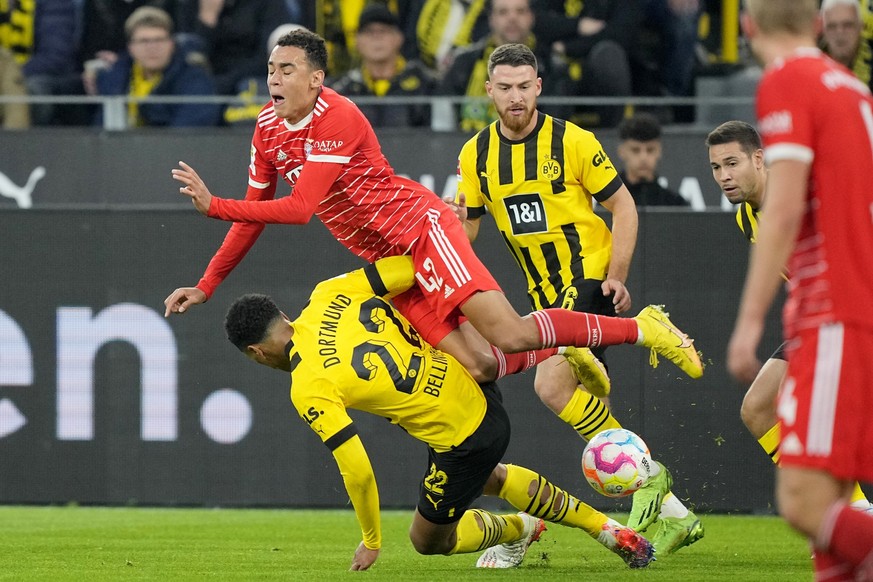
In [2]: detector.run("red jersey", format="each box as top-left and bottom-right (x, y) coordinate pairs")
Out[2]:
(756, 49), (873, 336)
(197, 86), (443, 297)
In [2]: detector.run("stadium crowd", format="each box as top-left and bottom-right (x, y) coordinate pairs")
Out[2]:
(1, 1), (871, 131)
(0, 0), (749, 130)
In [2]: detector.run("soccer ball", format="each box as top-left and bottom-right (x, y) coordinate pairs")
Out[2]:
(582, 428), (653, 498)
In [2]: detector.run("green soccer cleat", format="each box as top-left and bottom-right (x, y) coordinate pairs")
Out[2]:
(628, 461), (673, 532)
(634, 305), (704, 379)
(650, 512), (705, 555)
(562, 346), (611, 398)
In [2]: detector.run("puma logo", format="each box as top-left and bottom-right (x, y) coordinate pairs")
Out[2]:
(0, 166), (46, 209)
(425, 494), (442, 510)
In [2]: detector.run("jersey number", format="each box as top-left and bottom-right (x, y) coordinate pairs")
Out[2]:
(351, 297), (423, 394)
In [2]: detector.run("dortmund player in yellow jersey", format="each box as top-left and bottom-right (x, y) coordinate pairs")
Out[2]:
(706, 120), (872, 512)
(224, 255), (655, 571)
(449, 43), (703, 556)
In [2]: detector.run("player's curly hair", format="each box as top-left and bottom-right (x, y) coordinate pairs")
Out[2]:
(225, 294), (281, 351)
(276, 29), (328, 73)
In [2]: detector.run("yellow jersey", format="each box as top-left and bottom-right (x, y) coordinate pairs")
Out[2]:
(735, 201), (759, 243)
(457, 113), (622, 309)
(288, 255), (487, 454)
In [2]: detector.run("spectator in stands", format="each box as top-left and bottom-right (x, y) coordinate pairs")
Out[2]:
(0, 47), (29, 129)
(821, 0), (873, 90)
(533, 0), (641, 127)
(401, 0), (490, 74)
(177, 0), (293, 97)
(93, 7), (220, 128)
(79, 1), (186, 75)
(641, 0), (702, 98)
(438, 0), (566, 133)
(0, 0), (78, 125)
(616, 113), (688, 207)
(329, 4), (437, 128)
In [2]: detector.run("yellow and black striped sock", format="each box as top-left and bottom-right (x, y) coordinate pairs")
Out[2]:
(498, 463), (608, 538)
(558, 388), (622, 440)
(758, 423), (781, 464)
(449, 509), (523, 555)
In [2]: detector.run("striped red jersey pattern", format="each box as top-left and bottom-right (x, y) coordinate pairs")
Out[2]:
(199, 87), (445, 296)
(757, 49), (873, 336)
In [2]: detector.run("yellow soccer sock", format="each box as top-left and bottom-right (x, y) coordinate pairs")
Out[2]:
(498, 463), (608, 538)
(558, 388), (622, 440)
(850, 482), (871, 509)
(449, 509), (523, 555)
(758, 423), (781, 465)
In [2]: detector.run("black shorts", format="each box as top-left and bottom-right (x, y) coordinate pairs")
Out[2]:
(416, 382), (510, 525)
(537, 278), (616, 365)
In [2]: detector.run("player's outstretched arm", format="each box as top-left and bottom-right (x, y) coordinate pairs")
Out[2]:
(164, 286), (207, 317)
(330, 432), (382, 569)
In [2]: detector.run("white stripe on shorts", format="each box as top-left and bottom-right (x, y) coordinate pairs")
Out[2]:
(807, 322), (844, 456)
(426, 209), (471, 286)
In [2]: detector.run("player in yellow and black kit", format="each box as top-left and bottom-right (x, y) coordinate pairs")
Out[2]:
(706, 120), (873, 511)
(450, 43), (703, 556)
(224, 255), (655, 571)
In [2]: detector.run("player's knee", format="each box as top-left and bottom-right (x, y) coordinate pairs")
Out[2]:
(533, 378), (565, 414)
(740, 389), (776, 436)
(408, 530), (452, 555)
(776, 492), (807, 534)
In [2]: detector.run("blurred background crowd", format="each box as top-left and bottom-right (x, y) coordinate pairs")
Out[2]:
(0, 0), (869, 131)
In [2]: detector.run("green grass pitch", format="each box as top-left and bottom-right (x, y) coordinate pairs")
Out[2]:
(0, 506), (812, 581)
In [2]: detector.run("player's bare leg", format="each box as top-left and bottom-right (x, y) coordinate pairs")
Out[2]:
(740, 357), (784, 444)
(435, 321), (499, 383)
(459, 291), (703, 378)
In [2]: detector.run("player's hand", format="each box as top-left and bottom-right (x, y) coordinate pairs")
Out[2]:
(172, 161), (213, 216)
(442, 192), (468, 223)
(164, 287), (207, 317)
(350, 541), (379, 571)
(601, 279), (631, 314)
(726, 319), (763, 384)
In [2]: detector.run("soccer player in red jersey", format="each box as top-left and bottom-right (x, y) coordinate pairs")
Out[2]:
(729, 1), (873, 578)
(164, 29), (702, 383)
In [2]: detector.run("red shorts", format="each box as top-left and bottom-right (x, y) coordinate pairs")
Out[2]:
(777, 322), (873, 483)
(392, 208), (502, 347)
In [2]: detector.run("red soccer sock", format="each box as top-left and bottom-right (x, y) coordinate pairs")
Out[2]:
(491, 346), (559, 380)
(818, 502), (873, 577)
(530, 309), (638, 348)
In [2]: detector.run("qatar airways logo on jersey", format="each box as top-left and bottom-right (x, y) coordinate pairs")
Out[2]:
(758, 110), (793, 137)
(305, 138), (344, 155)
